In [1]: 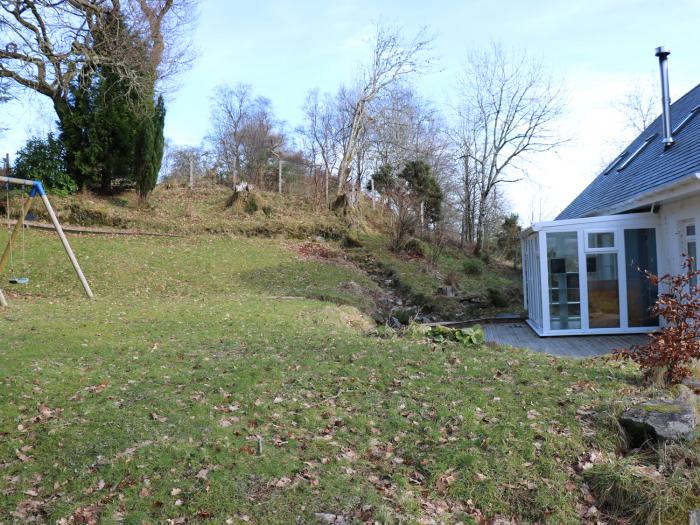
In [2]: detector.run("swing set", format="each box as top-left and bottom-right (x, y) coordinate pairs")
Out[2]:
(0, 176), (93, 306)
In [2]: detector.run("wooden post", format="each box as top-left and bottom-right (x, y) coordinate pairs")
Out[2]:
(0, 194), (34, 275)
(0, 288), (7, 307)
(0, 176), (93, 299)
(38, 192), (94, 299)
(278, 157), (282, 194)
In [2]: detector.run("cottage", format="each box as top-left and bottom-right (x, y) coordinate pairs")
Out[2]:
(522, 47), (700, 336)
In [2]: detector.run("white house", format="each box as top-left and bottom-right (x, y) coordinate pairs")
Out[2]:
(521, 47), (700, 336)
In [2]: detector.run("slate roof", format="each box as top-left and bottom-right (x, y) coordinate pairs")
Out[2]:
(557, 82), (700, 219)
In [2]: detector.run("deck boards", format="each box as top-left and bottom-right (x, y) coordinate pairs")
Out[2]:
(483, 323), (649, 358)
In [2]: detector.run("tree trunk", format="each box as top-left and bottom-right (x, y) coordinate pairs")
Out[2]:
(475, 198), (487, 255)
(100, 171), (112, 194)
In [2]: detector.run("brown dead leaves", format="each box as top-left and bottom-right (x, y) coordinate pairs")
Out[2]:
(149, 412), (168, 423)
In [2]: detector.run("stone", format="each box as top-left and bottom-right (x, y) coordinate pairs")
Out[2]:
(619, 399), (697, 446)
(388, 316), (402, 329)
(690, 509), (700, 525)
(438, 285), (455, 298)
(682, 376), (700, 395)
(672, 384), (699, 407)
(315, 513), (349, 524)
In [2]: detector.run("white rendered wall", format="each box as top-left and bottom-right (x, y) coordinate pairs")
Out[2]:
(657, 191), (700, 276)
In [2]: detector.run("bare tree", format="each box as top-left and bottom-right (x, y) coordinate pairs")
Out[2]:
(160, 144), (207, 185)
(209, 83), (253, 185)
(238, 97), (283, 189)
(335, 24), (432, 198)
(615, 77), (659, 135)
(456, 44), (565, 254)
(0, 1), (194, 109)
(209, 84), (285, 190)
(300, 89), (341, 202)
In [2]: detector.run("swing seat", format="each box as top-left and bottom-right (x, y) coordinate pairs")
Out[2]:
(9, 277), (29, 285)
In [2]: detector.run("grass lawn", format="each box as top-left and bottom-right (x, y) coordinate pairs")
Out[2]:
(0, 230), (657, 524)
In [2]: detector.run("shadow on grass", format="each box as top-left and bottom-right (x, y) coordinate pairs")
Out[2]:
(237, 260), (380, 315)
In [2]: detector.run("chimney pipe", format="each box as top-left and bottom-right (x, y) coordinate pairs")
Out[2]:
(655, 46), (674, 147)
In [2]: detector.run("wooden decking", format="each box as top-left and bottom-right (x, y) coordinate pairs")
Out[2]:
(483, 322), (650, 358)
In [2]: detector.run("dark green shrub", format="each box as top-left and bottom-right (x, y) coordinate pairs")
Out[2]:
(392, 308), (415, 325)
(13, 134), (77, 195)
(342, 232), (362, 248)
(487, 287), (509, 308)
(403, 238), (428, 258)
(244, 194), (259, 214)
(462, 258), (484, 275)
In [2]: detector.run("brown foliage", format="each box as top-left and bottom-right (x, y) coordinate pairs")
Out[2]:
(614, 256), (700, 384)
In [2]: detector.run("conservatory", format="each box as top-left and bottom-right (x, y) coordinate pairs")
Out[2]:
(521, 213), (661, 337)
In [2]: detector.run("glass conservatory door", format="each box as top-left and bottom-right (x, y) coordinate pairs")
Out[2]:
(625, 228), (658, 327)
(587, 252), (620, 328)
(547, 232), (581, 330)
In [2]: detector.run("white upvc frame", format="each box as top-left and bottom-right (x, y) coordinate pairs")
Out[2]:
(584, 229), (617, 252)
(523, 212), (661, 337)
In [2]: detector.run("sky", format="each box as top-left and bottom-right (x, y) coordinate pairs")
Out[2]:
(2, 0), (700, 222)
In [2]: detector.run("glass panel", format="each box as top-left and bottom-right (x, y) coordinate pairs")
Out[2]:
(625, 229), (659, 327)
(688, 240), (697, 287)
(588, 232), (615, 249)
(687, 224), (696, 237)
(547, 232), (581, 330)
(587, 253), (620, 328)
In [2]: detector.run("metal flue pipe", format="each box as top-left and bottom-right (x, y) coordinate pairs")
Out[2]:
(655, 46), (674, 148)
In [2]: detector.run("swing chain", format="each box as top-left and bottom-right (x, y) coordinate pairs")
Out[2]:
(4, 180), (13, 275)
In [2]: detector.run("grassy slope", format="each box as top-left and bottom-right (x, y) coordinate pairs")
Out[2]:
(0, 226), (660, 525)
(354, 233), (521, 320)
(8, 185), (523, 317)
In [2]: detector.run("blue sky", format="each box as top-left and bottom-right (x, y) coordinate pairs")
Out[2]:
(3, 0), (700, 220)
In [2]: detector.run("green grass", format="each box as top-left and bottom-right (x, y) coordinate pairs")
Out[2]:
(0, 228), (652, 524)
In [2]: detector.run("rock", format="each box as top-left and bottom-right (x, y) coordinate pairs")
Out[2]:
(682, 376), (700, 395)
(619, 399), (697, 446)
(315, 513), (349, 524)
(672, 384), (699, 406)
(690, 509), (700, 525)
(437, 286), (455, 298)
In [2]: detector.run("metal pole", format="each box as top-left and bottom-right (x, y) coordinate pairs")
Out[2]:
(39, 191), (94, 299)
(0, 176), (34, 187)
(189, 156), (194, 189)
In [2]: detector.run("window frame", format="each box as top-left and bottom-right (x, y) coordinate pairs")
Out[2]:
(680, 219), (697, 287)
(584, 230), (617, 253)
